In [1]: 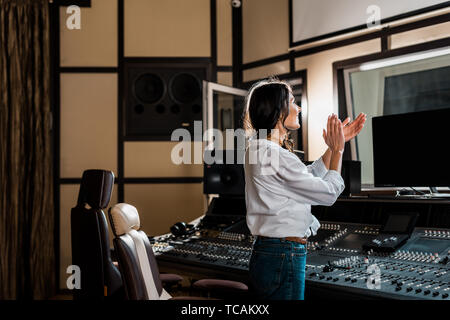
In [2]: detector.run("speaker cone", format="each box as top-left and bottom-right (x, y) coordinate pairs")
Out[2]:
(134, 73), (165, 104)
(170, 73), (201, 104)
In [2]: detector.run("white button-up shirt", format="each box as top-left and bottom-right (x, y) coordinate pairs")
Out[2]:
(244, 138), (345, 238)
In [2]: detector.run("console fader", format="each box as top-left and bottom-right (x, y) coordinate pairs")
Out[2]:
(153, 220), (450, 300)
(304, 222), (450, 300)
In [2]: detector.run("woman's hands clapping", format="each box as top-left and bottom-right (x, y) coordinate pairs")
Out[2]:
(323, 114), (345, 153)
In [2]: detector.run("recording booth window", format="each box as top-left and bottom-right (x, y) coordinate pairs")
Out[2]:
(342, 47), (450, 188)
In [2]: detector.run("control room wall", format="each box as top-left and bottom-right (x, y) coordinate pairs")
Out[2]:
(58, 0), (233, 288)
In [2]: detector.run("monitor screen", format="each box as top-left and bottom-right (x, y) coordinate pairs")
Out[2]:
(372, 108), (450, 187)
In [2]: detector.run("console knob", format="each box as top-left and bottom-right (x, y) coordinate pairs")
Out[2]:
(424, 290), (431, 295)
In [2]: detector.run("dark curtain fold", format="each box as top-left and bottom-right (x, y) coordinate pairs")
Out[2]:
(0, 0), (55, 299)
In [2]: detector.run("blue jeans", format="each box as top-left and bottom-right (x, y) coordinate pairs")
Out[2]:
(249, 237), (307, 300)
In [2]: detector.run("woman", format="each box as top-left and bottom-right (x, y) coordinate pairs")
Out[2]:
(243, 78), (366, 300)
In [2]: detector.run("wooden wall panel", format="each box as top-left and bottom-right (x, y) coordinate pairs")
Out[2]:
(242, 0), (289, 63)
(217, 0), (232, 66)
(391, 22), (450, 49)
(243, 60), (290, 83)
(124, 184), (205, 237)
(124, 142), (203, 177)
(60, 73), (117, 178)
(60, 0), (117, 66)
(124, 0), (211, 57)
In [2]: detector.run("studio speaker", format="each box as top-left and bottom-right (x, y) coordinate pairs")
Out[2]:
(124, 60), (210, 140)
(341, 160), (361, 196)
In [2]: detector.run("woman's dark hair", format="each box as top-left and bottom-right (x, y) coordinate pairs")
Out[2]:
(243, 78), (294, 151)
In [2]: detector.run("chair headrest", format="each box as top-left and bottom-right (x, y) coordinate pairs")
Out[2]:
(109, 203), (140, 237)
(77, 170), (114, 209)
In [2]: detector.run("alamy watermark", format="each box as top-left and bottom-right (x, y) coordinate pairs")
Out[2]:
(366, 5), (381, 30)
(171, 121), (280, 175)
(66, 265), (81, 290)
(66, 5), (81, 30)
(366, 263), (381, 290)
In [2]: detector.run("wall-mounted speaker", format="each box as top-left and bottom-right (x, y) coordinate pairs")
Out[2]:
(124, 60), (211, 140)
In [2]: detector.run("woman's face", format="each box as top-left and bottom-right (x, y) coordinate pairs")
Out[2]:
(283, 92), (301, 130)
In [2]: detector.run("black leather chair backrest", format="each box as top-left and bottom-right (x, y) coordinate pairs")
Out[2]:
(71, 170), (123, 300)
(109, 203), (167, 300)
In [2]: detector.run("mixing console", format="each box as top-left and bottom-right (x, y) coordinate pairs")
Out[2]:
(153, 220), (450, 300)
(155, 231), (255, 272)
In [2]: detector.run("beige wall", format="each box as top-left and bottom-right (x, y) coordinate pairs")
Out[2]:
(217, 0), (232, 66)
(242, 0), (289, 63)
(124, 0), (211, 57)
(60, 73), (118, 178)
(124, 142), (203, 177)
(391, 21), (450, 49)
(124, 184), (204, 236)
(243, 60), (290, 83)
(60, 0), (117, 66)
(217, 72), (233, 86)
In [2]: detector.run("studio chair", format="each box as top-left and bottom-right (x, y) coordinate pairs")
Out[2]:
(108, 203), (207, 300)
(71, 169), (123, 300)
(109, 203), (250, 300)
(191, 279), (249, 299)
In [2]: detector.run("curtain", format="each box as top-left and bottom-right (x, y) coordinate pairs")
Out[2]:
(0, 0), (55, 299)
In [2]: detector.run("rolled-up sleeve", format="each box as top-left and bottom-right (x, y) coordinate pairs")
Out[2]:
(306, 157), (328, 178)
(267, 153), (345, 206)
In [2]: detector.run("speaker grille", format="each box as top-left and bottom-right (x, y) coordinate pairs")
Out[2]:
(134, 73), (165, 104)
(125, 61), (208, 140)
(170, 73), (201, 104)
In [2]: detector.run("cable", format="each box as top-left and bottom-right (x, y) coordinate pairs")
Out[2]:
(410, 187), (426, 195)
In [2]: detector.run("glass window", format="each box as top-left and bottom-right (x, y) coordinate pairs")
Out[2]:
(344, 48), (450, 186)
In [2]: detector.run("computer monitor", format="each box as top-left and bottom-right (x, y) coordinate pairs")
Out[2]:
(372, 108), (450, 188)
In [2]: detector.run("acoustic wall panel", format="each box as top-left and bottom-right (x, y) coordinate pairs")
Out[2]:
(243, 0), (289, 63)
(60, 73), (117, 177)
(391, 22), (450, 49)
(124, 142), (203, 178)
(60, 0), (117, 67)
(217, 72), (233, 86)
(243, 61), (290, 83)
(217, 0), (233, 66)
(124, 184), (205, 237)
(124, 0), (211, 57)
